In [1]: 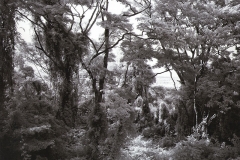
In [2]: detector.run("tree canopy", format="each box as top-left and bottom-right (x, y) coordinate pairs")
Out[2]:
(0, 0), (240, 159)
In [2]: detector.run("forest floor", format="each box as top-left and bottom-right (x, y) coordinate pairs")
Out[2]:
(119, 135), (172, 160)
(119, 134), (240, 160)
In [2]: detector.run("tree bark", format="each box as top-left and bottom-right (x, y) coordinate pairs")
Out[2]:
(88, 18), (110, 160)
(194, 75), (198, 129)
(0, 0), (15, 108)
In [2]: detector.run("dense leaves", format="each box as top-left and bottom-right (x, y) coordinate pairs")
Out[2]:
(1, 0), (240, 159)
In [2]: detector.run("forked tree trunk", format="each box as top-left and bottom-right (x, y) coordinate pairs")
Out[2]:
(88, 26), (110, 160)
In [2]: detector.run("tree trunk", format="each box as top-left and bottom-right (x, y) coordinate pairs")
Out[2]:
(0, 0), (15, 112)
(194, 75), (198, 130)
(56, 55), (78, 127)
(87, 88), (107, 159)
(36, 6), (80, 127)
(88, 22), (110, 160)
(0, 38), (4, 109)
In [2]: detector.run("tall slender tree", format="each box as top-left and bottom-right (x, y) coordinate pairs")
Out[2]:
(0, 1), (16, 159)
(74, 0), (152, 158)
(0, 0), (16, 124)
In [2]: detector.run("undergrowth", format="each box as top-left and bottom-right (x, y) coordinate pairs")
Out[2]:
(120, 134), (240, 160)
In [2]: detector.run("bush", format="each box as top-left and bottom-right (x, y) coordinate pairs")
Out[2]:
(142, 122), (170, 138)
(161, 135), (240, 160)
(159, 136), (176, 148)
(169, 136), (213, 160)
(0, 89), (72, 160)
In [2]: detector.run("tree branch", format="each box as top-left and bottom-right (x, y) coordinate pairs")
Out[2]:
(89, 32), (131, 64)
(122, 0), (151, 17)
(150, 69), (172, 79)
(16, 10), (44, 29)
(166, 65), (178, 90)
(84, 0), (101, 33)
(34, 28), (60, 68)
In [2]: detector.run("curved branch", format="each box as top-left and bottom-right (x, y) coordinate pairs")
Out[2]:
(166, 65), (177, 90)
(150, 69), (172, 79)
(67, 9), (75, 34)
(122, 0), (151, 17)
(16, 10), (44, 29)
(34, 28), (60, 68)
(84, 0), (101, 33)
(89, 32), (131, 64)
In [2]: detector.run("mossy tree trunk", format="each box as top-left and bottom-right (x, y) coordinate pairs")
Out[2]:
(0, 0), (15, 126)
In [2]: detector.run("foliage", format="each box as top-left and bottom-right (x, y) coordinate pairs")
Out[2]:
(158, 136), (177, 149)
(137, 0), (240, 140)
(162, 135), (240, 160)
(1, 0), (240, 159)
(77, 98), (93, 126)
(61, 128), (91, 160)
(19, 0), (86, 127)
(0, 66), (71, 160)
(88, 89), (136, 159)
(121, 135), (240, 160)
(0, 0), (16, 136)
(120, 135), (167, 160)
(140, 87), (178, 139)
(191, 57), (240, 142)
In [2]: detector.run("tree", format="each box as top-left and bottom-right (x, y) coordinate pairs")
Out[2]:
(78, 1), (150, 158)
(18, 0), (87, 127)
(137, 0), (240, 135)
(194, 55), (240, 141)
(120, 36), (157, 132)
(19, 0), (152, 158)
(0, 0), (16, 118)
(0, 64), (71, 160)
(0, 4), (16, 156)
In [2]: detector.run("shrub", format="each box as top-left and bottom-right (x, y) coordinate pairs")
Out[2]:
(164, 135), (240, 160)
(170, 136), (213, 160)
(159, 136), (176, 148)
(0, 88), (71, 160)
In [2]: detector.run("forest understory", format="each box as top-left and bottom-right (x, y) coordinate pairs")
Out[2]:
(1, 0), (240, 159)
